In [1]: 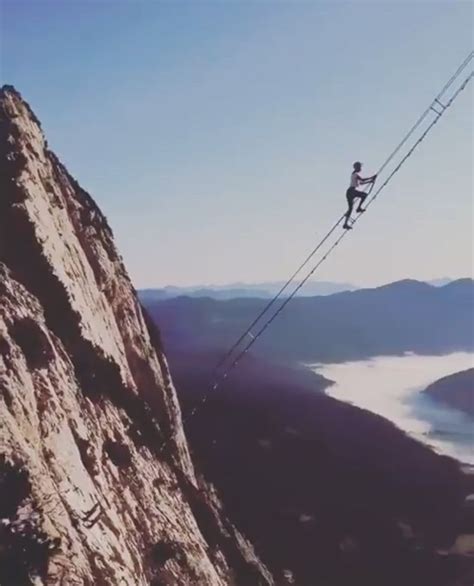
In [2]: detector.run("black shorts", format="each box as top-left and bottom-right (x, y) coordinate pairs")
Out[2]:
(346, 187), (366, 202)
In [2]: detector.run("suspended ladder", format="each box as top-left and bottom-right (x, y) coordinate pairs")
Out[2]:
(171, 51), (473, 425)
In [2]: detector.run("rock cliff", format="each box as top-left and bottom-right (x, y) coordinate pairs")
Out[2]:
(0, 85), (273, 586)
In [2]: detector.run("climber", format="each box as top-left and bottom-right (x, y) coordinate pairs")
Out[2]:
(343, 162), (377, 229)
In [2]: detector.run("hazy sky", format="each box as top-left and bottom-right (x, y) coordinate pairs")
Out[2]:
(1, 1), (473, 288)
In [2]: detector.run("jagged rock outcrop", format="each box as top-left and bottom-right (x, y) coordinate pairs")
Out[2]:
(0, 86), (274, 586)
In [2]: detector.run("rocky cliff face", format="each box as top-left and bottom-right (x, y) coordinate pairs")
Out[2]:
(0, 86), (273, 586)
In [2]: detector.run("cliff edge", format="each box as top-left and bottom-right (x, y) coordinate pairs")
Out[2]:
(0, 86), (273, 586)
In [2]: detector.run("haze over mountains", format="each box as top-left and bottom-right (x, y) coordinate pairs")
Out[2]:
(143, 278), (474, 364)
(140, 278), (454, 301)
(140, 281), (357, 300)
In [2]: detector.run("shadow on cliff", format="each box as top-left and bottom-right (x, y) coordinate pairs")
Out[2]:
(0, 457), (59, 585)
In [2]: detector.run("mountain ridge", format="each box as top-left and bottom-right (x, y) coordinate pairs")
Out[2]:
(144, 278), (474, 364)
(138, 278), (461, 301)
(424, 368), (474, 417)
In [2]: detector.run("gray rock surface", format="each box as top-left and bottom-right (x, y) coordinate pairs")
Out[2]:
(0, 86), (273, 586)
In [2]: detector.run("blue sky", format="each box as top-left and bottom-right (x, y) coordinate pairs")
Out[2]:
(1, 0), (472, 288)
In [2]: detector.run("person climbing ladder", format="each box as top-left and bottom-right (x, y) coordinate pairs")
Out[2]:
(343, 161), (377, 229)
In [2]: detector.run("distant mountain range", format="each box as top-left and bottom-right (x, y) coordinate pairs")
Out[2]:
(139, 278), (456, 301)
(143, 278), (474, 364)
(139, 280), (357, 301)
